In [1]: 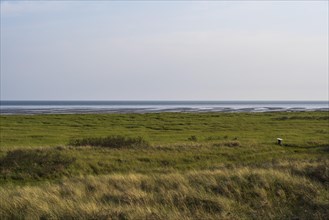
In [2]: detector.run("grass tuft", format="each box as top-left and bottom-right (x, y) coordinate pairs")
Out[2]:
(69, 135), (150, 148)
(0, 149), (75, 181)
(187, 135), (198, 141)
(213, 141), (241, 147)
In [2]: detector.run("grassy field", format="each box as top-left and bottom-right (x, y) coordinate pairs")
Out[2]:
(0, 111), (328, 219)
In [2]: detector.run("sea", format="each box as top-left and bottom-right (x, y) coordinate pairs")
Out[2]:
(0, 101), (328, 115)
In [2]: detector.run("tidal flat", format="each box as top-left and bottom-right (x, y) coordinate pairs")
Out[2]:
(0, 112), (328, 219)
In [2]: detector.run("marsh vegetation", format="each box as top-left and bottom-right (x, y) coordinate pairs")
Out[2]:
(0, 112), (328, 219)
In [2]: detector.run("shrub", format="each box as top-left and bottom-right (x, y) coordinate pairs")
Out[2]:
(0, 149), (75, 181)
(69, 135), (149, 148)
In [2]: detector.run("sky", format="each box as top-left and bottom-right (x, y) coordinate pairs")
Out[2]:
(1, 1), (328, 101)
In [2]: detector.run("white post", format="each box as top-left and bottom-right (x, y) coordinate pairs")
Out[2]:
(277, 138), (283, 146)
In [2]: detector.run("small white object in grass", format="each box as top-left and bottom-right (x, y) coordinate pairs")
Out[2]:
(277, 138), (283, 145)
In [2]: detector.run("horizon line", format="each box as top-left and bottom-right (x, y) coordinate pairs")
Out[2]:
(1, 100), (328, 102)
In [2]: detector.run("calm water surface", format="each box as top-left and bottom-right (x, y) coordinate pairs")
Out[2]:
(0, 101), (328, 115)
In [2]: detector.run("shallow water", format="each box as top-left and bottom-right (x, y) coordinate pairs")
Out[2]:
(0, 101), (328, 115)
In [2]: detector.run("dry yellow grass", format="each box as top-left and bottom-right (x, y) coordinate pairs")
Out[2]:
(1, 161), (328, 220)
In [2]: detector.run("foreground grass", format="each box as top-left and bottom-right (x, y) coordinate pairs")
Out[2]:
(1, 162), (328, 219)
(0, 112), (328, 219)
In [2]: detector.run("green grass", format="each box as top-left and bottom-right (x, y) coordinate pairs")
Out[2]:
(0, 111), (328, 219)
(1, 111), (328, 149)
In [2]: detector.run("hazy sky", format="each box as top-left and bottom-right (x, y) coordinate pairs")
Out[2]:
(1, 1), (328, 100)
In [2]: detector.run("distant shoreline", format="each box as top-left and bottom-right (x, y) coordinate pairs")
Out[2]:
(1, 107), (328, 115)
(1, 100), (328, 115)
